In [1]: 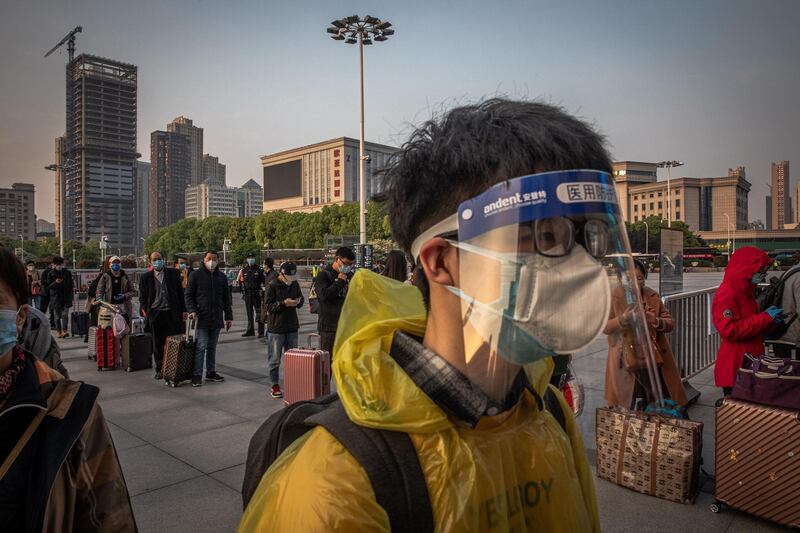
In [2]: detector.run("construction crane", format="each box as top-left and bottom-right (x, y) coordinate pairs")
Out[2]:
(44, 26), (82, 62)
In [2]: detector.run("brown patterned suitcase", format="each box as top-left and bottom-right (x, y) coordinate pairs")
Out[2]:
(596, 406), (703, 503)
(283, 334), (331, 406)
(711, 398), (800, 527)
(162, 318), (197, 387)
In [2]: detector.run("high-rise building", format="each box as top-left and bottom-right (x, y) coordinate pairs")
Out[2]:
(203, 154), (226, 185)
(771, 160), (790, 229)
(795, 184), (800, 227)
(237, 179), (264, 217)
(185, 182), (237, 219)
(149, 131), (190, 232)
(612, 164), (750, 231)
(61, 55), (137, 250)
(260, 137), (398, 213)
(134, 161), (150, 243)
(53, 135), (67, 242)
(0, 184), (36, 240)
(167, 117), (204, 185)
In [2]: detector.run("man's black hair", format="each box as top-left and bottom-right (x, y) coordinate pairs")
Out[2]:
(205, 250), (219, 258)
(335, 246), (356, 261)
(0, 246), (30, 307)
(382, 98), (613, 304)
(264, 257), (274, 269)
(25, 260), (35, 266)
(246, 252), (255, 258)
(53, 256), (65, 265)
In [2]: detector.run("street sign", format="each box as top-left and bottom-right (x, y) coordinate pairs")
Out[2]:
(354, 243), (374, 270)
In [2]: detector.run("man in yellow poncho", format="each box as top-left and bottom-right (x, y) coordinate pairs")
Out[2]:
(240, 99), (645, 531)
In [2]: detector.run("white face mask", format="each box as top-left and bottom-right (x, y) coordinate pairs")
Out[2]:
(448, 243), (610, 363)
(205, 260), (218, 270)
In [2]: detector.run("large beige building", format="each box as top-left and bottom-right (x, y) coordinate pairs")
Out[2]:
(612, 161), (750, 231)
(260, 137), (399, 213)
(0, 183), (36, 240)
(771, 160), (790, 229)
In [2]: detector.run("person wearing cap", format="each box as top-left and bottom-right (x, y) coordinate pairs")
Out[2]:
(238, 253), (266, 337)
(96, 255), (137, 320)
(237, 99), (644, 531)
(264, 261), (304, 399)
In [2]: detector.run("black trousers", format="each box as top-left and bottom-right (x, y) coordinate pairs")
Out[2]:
(243, 291), (263, 334)
(319, 331), (336, 358)
(149, 310), (182, 371)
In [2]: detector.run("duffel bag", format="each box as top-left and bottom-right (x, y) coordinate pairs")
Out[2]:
(731, 354), (800, 411)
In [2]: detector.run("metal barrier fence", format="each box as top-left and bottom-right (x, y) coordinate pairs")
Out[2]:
(662, 286), (720, 381)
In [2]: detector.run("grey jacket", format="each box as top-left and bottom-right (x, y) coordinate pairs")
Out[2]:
(779, 271), (800, 344)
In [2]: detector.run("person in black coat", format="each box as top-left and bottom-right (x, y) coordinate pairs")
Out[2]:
(265, 262), (304, 399)
(46, 256), (73, 338)
(139, 251), (186, 379)
(315, 246), (356, 356)
(238, 252), (266, 337)
(185, 251), (232, 387)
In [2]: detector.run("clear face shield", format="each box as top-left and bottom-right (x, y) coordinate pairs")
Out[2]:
(412, 170), (664, 403)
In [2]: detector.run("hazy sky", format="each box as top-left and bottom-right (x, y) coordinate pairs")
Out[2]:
(1, 0), (798, 223)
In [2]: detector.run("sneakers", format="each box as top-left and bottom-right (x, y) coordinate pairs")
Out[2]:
(205, 372), (225, 382)
(191, 375), (202, 387)
(154, 371), (163, 380)
(241, 331), (255, 337)
(270, 384), (283, 399)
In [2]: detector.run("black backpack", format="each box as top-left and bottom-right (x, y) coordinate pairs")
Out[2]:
(757, 266), (800, 312)
(241, 389), (567, 533)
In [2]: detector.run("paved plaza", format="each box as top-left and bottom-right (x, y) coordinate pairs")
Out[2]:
(54, 273), (792, 532)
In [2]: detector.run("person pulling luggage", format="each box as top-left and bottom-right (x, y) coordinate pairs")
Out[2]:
(264, 262), (303, 399)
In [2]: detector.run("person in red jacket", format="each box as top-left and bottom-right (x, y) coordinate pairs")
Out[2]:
(712, 246), (783, 394)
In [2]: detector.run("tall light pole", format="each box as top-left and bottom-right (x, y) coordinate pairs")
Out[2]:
(327, 15), (394, 245)
(642, 220), (649, 255)
(724, 212), (732, 261)
(656, 160), (684, 227)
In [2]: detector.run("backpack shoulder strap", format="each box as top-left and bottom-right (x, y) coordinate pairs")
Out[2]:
(307, 401), (435, 533)
(543, 385), (567, 433)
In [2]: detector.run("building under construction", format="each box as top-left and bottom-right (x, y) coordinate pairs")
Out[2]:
(60, 54), (138, 250)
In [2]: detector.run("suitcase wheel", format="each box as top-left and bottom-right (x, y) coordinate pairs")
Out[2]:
(709, 502), (723, 514)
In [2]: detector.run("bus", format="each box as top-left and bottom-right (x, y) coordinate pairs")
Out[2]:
(683, 247), (721, 262)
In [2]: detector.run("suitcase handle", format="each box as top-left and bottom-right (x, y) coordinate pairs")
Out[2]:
(307, 333), (320, 350)
(185, 316), (198, 342)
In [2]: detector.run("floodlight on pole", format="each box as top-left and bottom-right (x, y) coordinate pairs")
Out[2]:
(655, 160), (684, 227)
(326, 15), (394, 246)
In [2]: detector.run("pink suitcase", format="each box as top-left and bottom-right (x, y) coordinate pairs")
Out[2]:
(283, 334), (331, 406)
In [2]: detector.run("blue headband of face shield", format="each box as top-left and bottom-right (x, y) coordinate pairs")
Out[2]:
(410, 169), (619, 260)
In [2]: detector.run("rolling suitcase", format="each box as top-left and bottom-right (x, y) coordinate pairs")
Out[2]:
(96, 327), (117, 371)
(163, 318), (197, 387)
(121, 333), (154, 372)
(70, 311), (89, 337)
(88, 326), (98, 360)
(283, 334), (331, 406)
(711, 398), (800, 527)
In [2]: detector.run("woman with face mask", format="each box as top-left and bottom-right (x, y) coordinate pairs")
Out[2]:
(25, 262), (41, 310)
(0, 246), (136, 532)
(712, 246), (781, 395)
(95, 255), (137, 321)
(604, 260), (688, 409)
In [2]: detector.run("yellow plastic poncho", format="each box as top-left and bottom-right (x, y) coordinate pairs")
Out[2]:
(239, 270), (599, 532)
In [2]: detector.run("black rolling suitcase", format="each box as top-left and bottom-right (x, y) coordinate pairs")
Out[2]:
(121, 333), (154, 372)
(70, 311), (89, 337)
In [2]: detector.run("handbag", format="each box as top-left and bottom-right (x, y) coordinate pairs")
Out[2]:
(622, 330), (663, 371)
(596, 407), (703, 504)
(731, 354), (800, 411)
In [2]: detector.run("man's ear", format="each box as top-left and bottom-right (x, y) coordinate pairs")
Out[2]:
(418, 238), (458, 287)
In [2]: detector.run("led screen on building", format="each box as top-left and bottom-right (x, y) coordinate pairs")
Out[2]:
(263, 160), (302, 201)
